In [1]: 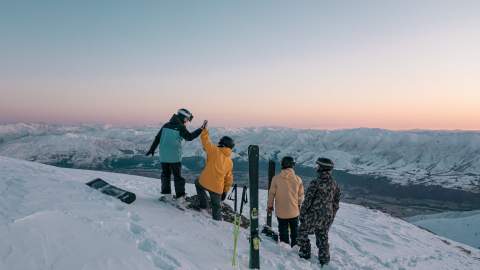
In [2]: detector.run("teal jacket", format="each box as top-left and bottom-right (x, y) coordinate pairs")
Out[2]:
(147, 114), (202, 163)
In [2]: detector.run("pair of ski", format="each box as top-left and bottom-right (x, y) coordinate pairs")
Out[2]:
(228, 184), (248, 267)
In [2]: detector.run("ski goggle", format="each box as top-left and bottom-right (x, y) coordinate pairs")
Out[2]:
(316, 160), (333, 171)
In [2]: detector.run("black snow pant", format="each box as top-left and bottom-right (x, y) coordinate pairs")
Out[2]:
(297, 223), (331, 265)
(195, 180), (222, 221)
(161, 162), (186, 198)
(277, 216), (299, 247)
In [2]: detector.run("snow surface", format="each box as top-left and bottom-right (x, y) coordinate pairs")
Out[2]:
(1, 156), (479, 270)
(408, 210), (480, 250)
(1, 123), (480, 191)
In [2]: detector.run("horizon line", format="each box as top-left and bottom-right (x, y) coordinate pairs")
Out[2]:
(1, 121), (480, 133)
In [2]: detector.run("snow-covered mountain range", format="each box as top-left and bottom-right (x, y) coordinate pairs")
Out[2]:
(1, 123), (480, 192)
(1, 156), (479, 270)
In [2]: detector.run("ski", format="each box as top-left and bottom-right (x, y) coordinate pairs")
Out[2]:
(248, 145), (260, 269)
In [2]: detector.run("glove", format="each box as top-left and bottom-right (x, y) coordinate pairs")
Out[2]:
(201, 120), (208, 130)
(145, 149), (154, 156)
(221, 192), (227, 201)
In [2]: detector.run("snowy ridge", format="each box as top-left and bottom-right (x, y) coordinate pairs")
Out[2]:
(0, 156), (479, 270)
(1, 123), (480, 191)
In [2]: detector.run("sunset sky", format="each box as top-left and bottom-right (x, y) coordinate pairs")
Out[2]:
(1, 1), (479, 130)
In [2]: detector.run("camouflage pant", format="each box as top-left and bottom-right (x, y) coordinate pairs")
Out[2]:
(297, 223), (330, 265)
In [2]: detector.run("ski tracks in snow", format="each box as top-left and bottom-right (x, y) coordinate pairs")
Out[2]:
(123, 196), (233, 270)
(126, 211), (182, 270)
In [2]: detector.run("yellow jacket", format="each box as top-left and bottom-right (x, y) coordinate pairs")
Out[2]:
(198, 129), (234, 195)
(267, 168), (304, 219)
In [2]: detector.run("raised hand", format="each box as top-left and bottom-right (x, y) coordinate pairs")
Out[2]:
(201, 120), (208, 129)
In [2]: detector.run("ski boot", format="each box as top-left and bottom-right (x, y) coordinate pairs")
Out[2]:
(299, 250), (311, 260)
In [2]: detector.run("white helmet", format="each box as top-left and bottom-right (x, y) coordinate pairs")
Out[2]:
(177, 108), (193, 122)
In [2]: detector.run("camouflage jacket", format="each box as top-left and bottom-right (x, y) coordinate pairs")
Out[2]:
(299, 171), (341, 231)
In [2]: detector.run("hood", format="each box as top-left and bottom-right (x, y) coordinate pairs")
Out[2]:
(280, 168), (296, 178)
(219, 147), (232, 157)
(169, 114), (184, 126)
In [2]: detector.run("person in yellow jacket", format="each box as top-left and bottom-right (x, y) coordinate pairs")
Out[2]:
(195, 122), (234, 220)
(267, 156), (305, 247)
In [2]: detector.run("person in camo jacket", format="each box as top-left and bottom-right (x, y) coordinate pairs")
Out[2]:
(297, 157), (341, 267)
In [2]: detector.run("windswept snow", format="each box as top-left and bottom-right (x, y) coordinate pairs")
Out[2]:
(0, 156), (479, 270)
(1, 123), (480, 191)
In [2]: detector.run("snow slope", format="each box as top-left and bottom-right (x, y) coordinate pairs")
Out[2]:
(408, 210), (480, 250)
(1, 123), (480, 191)
(0, 156), (479, 270)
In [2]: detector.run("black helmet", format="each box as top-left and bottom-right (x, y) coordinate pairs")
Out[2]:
(281, 156), (296, 169)
(177, 108), (193, 122)
(316, 157), (334, 172)
(218, 136), (235, 149)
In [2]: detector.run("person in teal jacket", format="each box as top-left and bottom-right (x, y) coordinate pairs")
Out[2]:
(146, 108), (207, 201)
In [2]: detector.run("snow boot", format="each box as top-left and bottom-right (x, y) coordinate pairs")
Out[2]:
(175, 195), (190, 210)
(160, 194), (174, 201)
(299, 250), (311, 260)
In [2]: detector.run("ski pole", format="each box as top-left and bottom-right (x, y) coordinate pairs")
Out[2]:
(234, 184), (238, 213)
(228, 184), (238, 211)
(240, 185), (248, 215)
(230, 184), (240, 267)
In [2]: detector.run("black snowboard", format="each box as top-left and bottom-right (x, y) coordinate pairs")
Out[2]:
(86, 178), (136, 204)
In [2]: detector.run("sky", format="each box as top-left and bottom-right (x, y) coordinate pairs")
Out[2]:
(1, 0), (479, 130)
